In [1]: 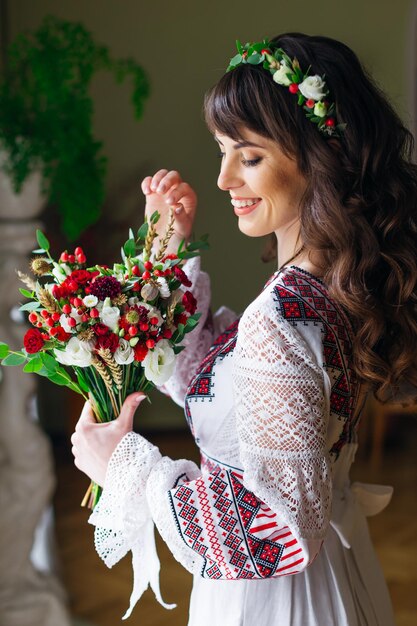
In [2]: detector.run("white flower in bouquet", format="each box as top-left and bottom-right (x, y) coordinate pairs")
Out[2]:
(142, 339), (175, 385)
(83, 295), (98, 307)
(100, 305), (120, 331)
(52, 262), (72, 283)
(156, 277), (171, 298)
(114, 338), (134, 365)
(128, 296), (139, 306)
(141, 283), (159, 301)
(54, 337), (93, 367)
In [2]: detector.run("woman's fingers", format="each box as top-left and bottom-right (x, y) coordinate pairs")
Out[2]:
(165, 182), (197, 212)
(116, 392), (147, 431)
(141, 176), (152, 195)
(149, 169), (169, 192)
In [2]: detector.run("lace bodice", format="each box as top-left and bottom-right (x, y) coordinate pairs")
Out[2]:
(89, 258), (363, 618)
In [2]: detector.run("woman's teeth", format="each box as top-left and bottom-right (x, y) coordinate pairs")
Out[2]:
(230, 198), (261, 208)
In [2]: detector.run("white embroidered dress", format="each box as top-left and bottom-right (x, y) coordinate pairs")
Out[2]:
(89, 258), (395, 626)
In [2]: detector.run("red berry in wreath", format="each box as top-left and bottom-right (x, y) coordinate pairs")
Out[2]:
(68, 254), (75, 264)
(60, 251), (69, 262)
(306, 99), (315, 108)
(76, 253), (86, 264)
(132, 265), (140, 276)
(52, 312), (61, 322)
(74, 247), (84, 257)
(62, 304), (72, 314)
(289, 83), (299, 94)
(28, 312), (38, 324)
(90, 308), (99, 318)
(146, 339), (155, 349)
(129, 326), (138, 336)
(325, 117), (335, 127)
(67, 317), (77, 328)
(261, 48), (271, 55)
(40, 310), (49, 319)
(144, 261), (153, 270)
(142, 270), (151, 280)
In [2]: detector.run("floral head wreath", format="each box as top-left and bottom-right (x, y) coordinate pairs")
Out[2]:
(227, 39), (346, 138)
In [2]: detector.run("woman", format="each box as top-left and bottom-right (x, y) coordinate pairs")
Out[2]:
(71, 32), (417, 625)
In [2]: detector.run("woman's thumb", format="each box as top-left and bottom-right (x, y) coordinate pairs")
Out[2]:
(117, 393), (147, 430)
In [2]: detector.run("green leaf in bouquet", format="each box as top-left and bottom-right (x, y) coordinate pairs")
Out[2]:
(2, 352), (27, 366)
(150, 210), (160, 224)
(23, 358), (43, 373)
(129, 228), (135, 240)
(178, 250), (200, 259)
(32, 248), (47, 254)
(19, 288), (34, 298)
(173, 345), (186, 355)
(39, 352), (59, 373)
(0, 343), (10, 358)
(76, 370), (90, 393)
(184, 316), (200, 334)
(123, 238), (137, 257)
(137, 222), (149, 240)
(19, 301), (41, 312)
(36, 230), (50, 252)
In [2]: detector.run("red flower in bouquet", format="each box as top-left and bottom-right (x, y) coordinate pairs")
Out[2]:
(173, 266), (192, 287)
(93, 323), (111, 336)
(89, 275), (122, 300)
(96, 333), (120, 353)
(134, 343), (148, 362)
(182, 291), (197, 315)
(23, 328), (45, 353)
(70, 269), (94, 285)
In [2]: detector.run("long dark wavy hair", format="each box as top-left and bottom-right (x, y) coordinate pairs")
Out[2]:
(204, 32), (417, 403)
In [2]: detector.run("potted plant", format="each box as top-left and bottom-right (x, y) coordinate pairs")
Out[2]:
(0, 15), (150, 240)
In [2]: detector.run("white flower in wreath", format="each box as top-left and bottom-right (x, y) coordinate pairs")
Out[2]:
(272, 63), (292, 86)
(298, 75), (327, 101)
(100, 305), (120, 331)
(142, 339), (175, 385)
(313, 101), (328, 118)
(54, 337), (93, 367)
(114, 338), (134, 365)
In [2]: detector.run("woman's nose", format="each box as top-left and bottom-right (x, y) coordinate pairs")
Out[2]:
(217, 161), (242, 191)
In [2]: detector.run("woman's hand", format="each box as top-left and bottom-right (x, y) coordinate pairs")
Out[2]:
(71, 393), (147, 487)
(141, 169), (197, 256)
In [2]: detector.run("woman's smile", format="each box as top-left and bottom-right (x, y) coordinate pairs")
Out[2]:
(230, 196), (262, 215)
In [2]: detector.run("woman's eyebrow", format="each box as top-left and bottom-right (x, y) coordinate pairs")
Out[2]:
(214, 136), (265, 150)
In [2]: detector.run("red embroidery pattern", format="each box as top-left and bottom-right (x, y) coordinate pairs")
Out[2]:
(273, 268), (360, 456)
(169, 453), (304, 579)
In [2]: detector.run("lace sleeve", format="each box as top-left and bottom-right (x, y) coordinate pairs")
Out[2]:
(233, 295), (331, 539)
(160, 256), (237, 406)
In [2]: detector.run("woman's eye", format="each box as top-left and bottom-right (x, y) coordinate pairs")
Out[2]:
(241, 157), (262, 167)
(217, 151), (225, 159)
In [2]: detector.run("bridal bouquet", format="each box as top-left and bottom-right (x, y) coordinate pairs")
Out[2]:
(0, 210), (208, 508)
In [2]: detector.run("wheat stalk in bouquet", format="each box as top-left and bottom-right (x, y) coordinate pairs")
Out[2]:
(0, 210), (209, 508)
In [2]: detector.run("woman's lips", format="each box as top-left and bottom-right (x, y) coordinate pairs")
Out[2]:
(232, 199), (261, 216)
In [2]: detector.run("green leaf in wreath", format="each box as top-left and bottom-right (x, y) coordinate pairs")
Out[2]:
(36, 230), (50, 252)
(1, 352), (27, 366)
(173, 345), (185, 355)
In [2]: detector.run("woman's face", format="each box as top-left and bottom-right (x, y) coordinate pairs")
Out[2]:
(215, 129), (308, 238)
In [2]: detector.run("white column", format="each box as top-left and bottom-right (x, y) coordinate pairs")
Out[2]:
(0, 170), (72, 625)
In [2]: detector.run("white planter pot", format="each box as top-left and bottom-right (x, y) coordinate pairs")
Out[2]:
(0, 151), (47, 220)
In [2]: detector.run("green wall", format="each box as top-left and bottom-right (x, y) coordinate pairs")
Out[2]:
(7, 0), (417, 429)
